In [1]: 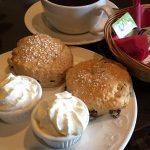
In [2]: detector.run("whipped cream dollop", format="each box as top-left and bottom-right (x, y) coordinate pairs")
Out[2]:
(0, 73), (42, 111)
(36, 91), (89, 136)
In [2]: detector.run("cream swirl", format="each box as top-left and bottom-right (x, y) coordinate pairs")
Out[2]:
(36, 91), (89, 136)
(0, 73), (42, 111)
(49, 91), (89, 136)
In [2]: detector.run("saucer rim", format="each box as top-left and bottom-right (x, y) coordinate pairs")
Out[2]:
(24, 1), (118, 45)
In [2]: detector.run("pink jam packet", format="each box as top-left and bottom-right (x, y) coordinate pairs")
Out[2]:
(130, 0), (150, 28)
(114, 34), (149, 61)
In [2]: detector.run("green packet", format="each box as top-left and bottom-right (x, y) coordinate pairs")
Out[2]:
(112, 12), (137, 38)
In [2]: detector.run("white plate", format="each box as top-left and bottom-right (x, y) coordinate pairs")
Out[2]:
(24, 1), (118, 45)
(0, 47), (137, 150)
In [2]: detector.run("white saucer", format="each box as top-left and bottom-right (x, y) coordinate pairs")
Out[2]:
(24, 1), (118, 45)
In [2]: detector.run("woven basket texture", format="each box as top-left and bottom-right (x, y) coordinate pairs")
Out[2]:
(104, 4), (150, 82)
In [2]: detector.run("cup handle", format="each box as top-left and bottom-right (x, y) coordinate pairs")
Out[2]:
(90, 5), (114, 34)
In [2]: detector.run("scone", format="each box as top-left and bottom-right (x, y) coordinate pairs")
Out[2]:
(66, 58), (133, 117)
(8, 34), (73, 88)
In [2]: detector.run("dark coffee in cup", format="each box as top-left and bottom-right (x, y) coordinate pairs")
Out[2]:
(48, 0), (99, 6)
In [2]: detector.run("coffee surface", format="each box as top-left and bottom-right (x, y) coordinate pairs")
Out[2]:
(48, 0), (99, 6)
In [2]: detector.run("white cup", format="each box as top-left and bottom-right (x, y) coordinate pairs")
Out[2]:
(41, 0), (114, 34)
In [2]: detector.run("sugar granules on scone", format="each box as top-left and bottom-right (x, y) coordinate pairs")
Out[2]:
(66, 58), (133, 118)
(8, 34), (73, 88)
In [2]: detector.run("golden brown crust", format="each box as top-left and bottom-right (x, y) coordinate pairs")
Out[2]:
(8, 34), (73, 87)
(66, 58), (132, 116)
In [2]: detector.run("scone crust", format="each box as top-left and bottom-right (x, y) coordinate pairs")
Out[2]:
(66, 58), (132, 116)
(8, 34), (73, 87)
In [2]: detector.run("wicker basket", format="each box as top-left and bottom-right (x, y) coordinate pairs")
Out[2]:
(104, 4), (150, 82)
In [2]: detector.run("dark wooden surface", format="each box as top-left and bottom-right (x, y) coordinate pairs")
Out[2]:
(0, 0), (150, 149)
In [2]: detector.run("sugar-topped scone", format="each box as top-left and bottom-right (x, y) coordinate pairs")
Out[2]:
(66, 58), (133, 118)
(8, 34), (73, 88)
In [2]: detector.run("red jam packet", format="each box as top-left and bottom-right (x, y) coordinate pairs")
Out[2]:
(114, 34), (149, 61)
(130, 0), (142, 29)
(129, 0), (150, 28)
